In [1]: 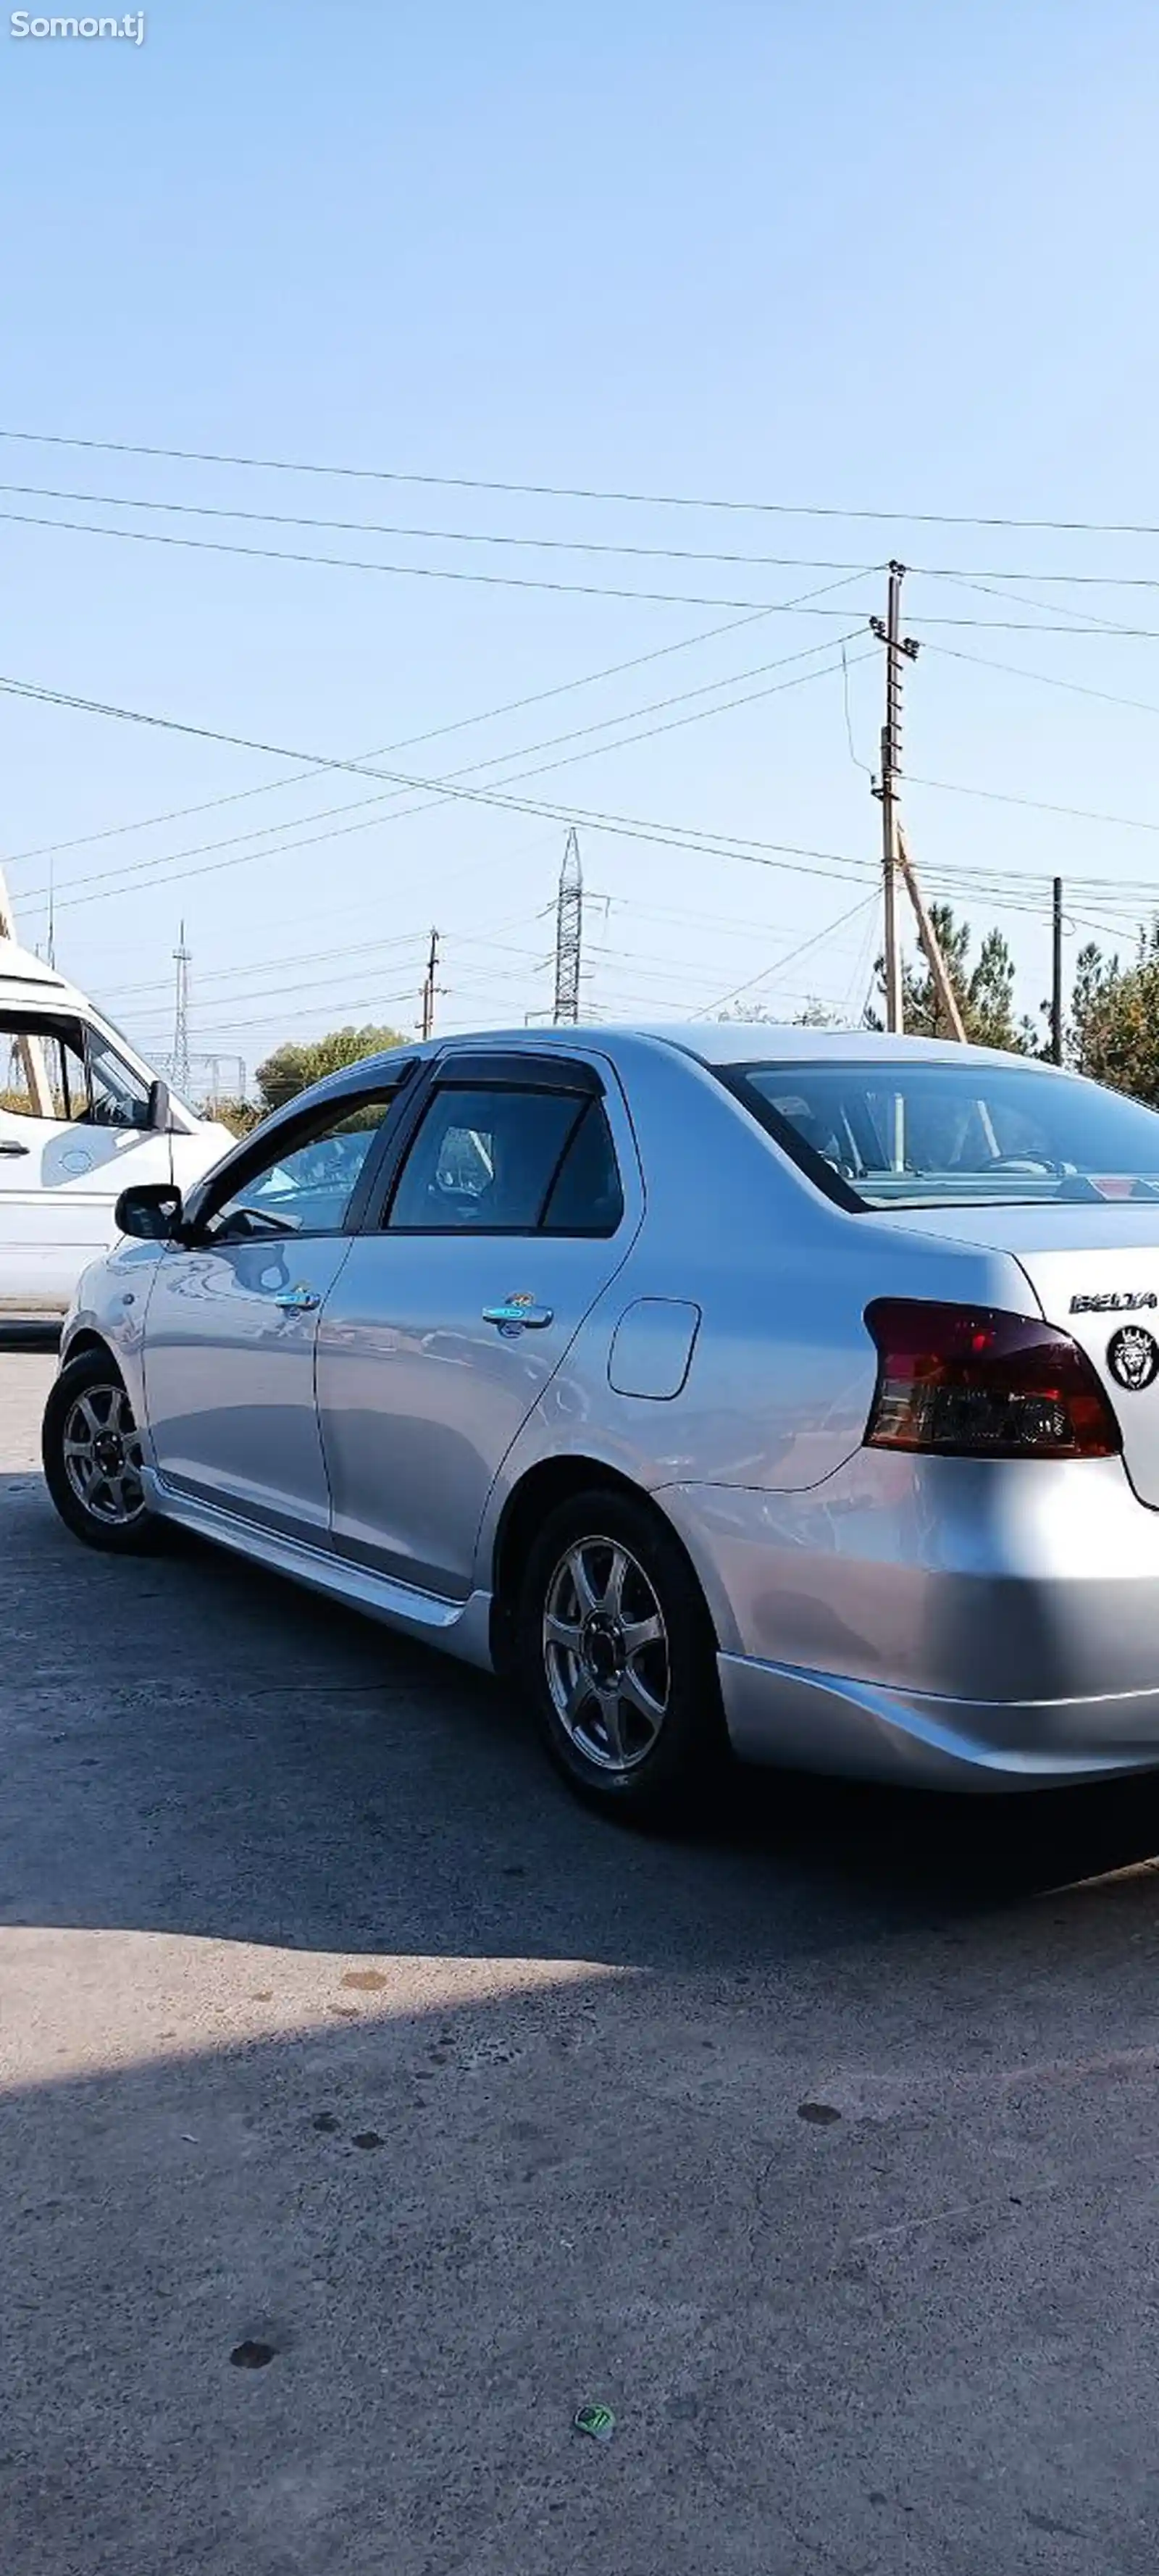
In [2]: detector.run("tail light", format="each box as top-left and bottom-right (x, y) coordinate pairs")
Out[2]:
(863, 1299), (1122, 1460)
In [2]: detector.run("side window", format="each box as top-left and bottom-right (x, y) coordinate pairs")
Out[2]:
(1, 1021), (86, 1121)
(208, 1094), (398, 1241)
(542, 1101), (624, 1234)
(388, 1084), (590, 1232)
(84, 1031), (151, 1131)
(0, 1021), (156, 1130)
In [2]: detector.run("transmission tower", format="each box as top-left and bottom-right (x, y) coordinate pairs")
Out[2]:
(552, 827), (583, 1024)
(172, 921), (192, 1098)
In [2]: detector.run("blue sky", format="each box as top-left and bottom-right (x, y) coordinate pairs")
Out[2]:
(4, 0), (1159, 1082)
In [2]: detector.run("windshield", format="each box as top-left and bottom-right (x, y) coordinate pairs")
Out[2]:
(725, 1059), (1159, 1208)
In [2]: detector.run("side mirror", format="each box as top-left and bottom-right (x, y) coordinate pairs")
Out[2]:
(146, 1076), (172, 1133)
(114, 1181), (184, 1242)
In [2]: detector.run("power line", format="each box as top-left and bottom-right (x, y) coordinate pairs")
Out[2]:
(0, 625), (774, 866)
(99, 848), (559, 975)
(126, 934), (866, 1026)
(146, 987), (424, 1042)
(907, 770), (1159, 840)
(99, 903), (557, 1012)
(14, 630), (855, 900)
(0, 664), (882, 890)
(106, 949), (437, 1018)
(919, 567), (1152, 643)
(18, 479), (1159, 593)
(0, 506), (884, 614)
(919, 636), (1159, 722)
(99, 902), (850, 1009)
(0, 480), (883, 576)
(2, 569), (866, 869)
(12, 642), (874, 912)
(695, 895), (876, 1017)
(0, 666), (1102, 945)
(120, 853), (1072, 1052)
(12, 504), (1159, 632)
(840, 638), (873, 775)
(9, 427), (1159, 538)
(99, 927), (434, 1001)
(2, 609), (819, 868)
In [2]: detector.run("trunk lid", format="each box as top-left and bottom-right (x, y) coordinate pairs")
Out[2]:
(876, 1201), (1159, 1506)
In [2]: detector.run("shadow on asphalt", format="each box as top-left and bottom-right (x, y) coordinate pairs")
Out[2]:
(8, 1439), (1159, 2570)
(0, 1321), (59, 1353)
(174, 1528), (1159, 1939)
(9, 1500), (1159, 2574)
(7, 1471), (1159, 1969)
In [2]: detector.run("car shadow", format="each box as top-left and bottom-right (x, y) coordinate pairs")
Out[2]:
(8, 1515), (1159, 2575)
(9, 1459), (1159, 2572)
(7, 1471), (1159, 1971)
(7, 1833), (1156, 2576)
(0, 1319), (59, 1352)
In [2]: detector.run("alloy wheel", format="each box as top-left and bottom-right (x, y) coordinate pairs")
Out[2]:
(542, 1534), (670, 1773)
(62, 1383), (146, 1528)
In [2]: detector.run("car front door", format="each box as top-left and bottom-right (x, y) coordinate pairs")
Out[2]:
(315, 1050), (640, 1598)
(142, 1081), (406, 1542)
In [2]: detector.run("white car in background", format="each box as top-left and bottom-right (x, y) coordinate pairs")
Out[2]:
(0, 937), (234, 1316)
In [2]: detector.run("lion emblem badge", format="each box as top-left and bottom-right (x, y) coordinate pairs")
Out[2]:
(1107, 1325), (1159, 1392)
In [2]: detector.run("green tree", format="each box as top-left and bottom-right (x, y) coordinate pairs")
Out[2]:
(793, 998), (845, 1030)
(869, 905), (1032, 1050)
(716, 998), (844, 1028)
(255, 1021), (408, 1113)
(1068, 921), (1159, 1107)
(203, 1095), (261, 1139)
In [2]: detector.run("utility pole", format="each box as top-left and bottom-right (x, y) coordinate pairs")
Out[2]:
(420, 927), (440, 1042)
(553, 827), (583, 1025)
(871, 563), (920, 1034)
(897, 827), (966, 1043)
(1051, 877), (1064, 1065)
(172, 921), (192, 1100)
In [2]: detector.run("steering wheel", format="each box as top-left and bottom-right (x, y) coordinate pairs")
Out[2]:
(981, 1153), (1058, 1174)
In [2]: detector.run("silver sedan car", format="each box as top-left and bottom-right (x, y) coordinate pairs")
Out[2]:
(42, 1022), (1159, 1818)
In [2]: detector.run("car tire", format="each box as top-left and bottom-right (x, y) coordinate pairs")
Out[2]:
(42, 1348), (162, 1554)
(514, 1486), (728, 1826)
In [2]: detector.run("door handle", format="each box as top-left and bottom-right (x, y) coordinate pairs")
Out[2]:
(274, 1287), (321, 1313)
(482, 1300), (555, 1333)
(0, 1140), (30, 1158)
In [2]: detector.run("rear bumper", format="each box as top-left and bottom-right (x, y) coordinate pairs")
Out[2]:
(718, 1652), (1159, 1791)
(658, 1452), (1159, 1789)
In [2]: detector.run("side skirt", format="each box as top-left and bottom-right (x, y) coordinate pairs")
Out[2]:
(143, 1468), (495, 1671)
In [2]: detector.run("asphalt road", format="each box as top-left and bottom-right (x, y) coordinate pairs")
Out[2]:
(5, 1335), (1159, 2574)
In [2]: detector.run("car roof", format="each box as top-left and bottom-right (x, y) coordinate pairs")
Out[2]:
(627, 1022), (1037, 1071)
(415, 1021), (1055, 1075)
(0, 936), (85, 1008)
(263, 1019), (1067, 1132)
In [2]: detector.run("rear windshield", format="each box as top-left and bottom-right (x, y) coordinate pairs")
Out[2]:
(723, 1059), (1159, 1208)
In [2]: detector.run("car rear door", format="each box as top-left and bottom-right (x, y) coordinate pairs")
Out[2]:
(315, 1049), (640, 1598)
(142, 1078), (409, 1542)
